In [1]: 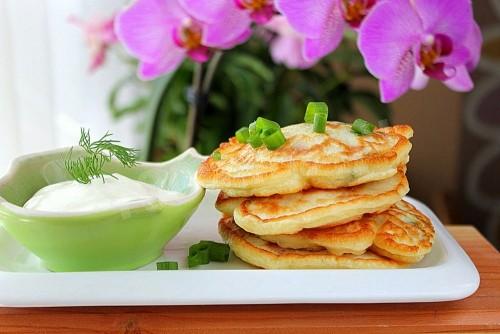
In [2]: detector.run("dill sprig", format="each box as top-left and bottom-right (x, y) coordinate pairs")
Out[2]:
(64, 128), (138, 184)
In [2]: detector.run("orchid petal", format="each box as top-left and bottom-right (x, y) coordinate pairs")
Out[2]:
(440, 44), (470, 66)
(412, 0), (472, 42)
(181, 0), (251, 47)
(379, 50), (415, 102)
(464, 21), (482, 70)
(218, 28), (252, 49)
(444, 65), (474, 92)
(411, 66), (429, 90)
(275, 0), (339, 39)
(434, 34), (453, 57)
(265, 15), (293, 35)
(187, 46), (212, 62)
(138, 50), (185, 81)
(302, 2), (345, 61)
(89, 46), (106, 72)
(423, 63), (455, 81)
(202, 15), (251, 48)
(358, 0), (422, 79)
(270, 34), (302, 68)
(267, 16), (316, 69)
(115, 0), (186, 63)
(250, 5), (275, 24)
(100, 18), (118, 44)
(179, 0), (230, 24)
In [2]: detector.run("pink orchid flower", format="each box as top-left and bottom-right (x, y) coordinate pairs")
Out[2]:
(179, 0), (275, 44)
(115, 0), (251, 81)
(275, 0), (377, 62)
(235, 0), (275, 24)
(69, 14), (118, 72)
(265, 16), (316, 69)
(358, 0), (482, 102)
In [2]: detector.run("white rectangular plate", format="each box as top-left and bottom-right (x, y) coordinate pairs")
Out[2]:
(0, 191), (479, 306)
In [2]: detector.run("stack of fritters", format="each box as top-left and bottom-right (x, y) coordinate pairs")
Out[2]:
(197, 122), (435, 269)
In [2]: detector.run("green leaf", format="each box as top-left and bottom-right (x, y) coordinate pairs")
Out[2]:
(226, 52), (274, 82)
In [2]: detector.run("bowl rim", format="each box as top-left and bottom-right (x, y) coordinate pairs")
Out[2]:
(0, 147), (206, 218)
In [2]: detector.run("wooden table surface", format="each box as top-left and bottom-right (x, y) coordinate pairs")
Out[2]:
(0, 226), (498, 334)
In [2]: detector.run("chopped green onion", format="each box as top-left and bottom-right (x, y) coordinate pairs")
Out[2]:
(313, 112), (327, 133)
(188, 247), (210, 268)
(247, 134), (263, 148)
(352, 118), (375, 135)
(249, 121), (259, 136)
(259, 127), (275, 138)
(188, 241), (231, 268)
(211, 150), (221, 160)
(206, 242), (230, 262)
(156, 261), (178, 270)
(255, 117), (280, 132)
(304, 102), (328, 123)
(189, 241), (209, 256)
(244, 117), (286, 150)
(235, 127), (250, 143)
(191, 240), (230, 262)
(261, 129), (286, 150)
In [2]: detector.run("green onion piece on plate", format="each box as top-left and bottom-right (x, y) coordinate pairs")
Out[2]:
(313, 112), (327, 133)
(188, 247), (210, 268)
(189, 241), (209, 256)
(188, 241), (231, 267)
(235, 127), (249, 143)
(211, 150), (221, 160)
(207, 242), (230, 262)
(156, 261), (178, 270)
(261, 129), (286, 150)
(352, 118), (375, 135)
(304, 102), (328, 123)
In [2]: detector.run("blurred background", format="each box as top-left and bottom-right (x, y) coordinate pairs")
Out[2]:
(0, 0), (499, 248)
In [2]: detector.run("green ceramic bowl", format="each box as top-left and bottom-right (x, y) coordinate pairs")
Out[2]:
(0, 148), (205, 272)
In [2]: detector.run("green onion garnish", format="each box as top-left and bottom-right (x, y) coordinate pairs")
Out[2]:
(235, 127), (250, 143)
(247, 121), (263, 148)
(352, 118), (375, 135)
(211, 242), (230, 262)
(156, 261), (179, 270)
(249, 121), (259, 136)
(241, 117), (286, 150)
(211, 150), (221, 160)
(256, 117), (286, 150)
(189, 241), (208, 256)
(188, 241), (231, 268)
(304, 102), (328, 124)
(255, 117), (280, 132)
(261, 128), (286, 150)
(313, 112), (327, 133)
(247, 134), (263, 148)
(188, 246), (210, 268)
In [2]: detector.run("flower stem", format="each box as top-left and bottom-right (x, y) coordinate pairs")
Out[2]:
(185, 62), (203, 149)
(202, 51), (223, 93)
(185, 51), (223, 149)
(143, 75), (172, 161)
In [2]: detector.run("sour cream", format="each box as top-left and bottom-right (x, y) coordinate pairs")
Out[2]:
(24, 174), (182, 213)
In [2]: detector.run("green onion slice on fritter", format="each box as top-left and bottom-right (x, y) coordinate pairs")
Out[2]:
(352, 118), (376, 135)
